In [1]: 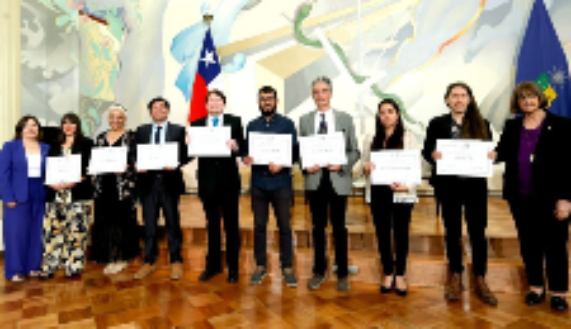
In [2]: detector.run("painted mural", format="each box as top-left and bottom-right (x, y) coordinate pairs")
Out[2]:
(20, 0), (571, 144)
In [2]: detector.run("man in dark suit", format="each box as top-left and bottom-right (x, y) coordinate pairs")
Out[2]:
(189, 89), (245, 283)
(133, 97), (188, 281)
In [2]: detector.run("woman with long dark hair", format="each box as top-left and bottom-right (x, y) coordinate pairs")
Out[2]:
(362, 99), (420, 296)
(0, 116), (49, 282)
(39, 113), (93, 279)
(422, 82), (497, 305)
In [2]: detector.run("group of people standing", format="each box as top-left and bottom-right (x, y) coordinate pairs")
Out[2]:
(1, 77), (570, 312)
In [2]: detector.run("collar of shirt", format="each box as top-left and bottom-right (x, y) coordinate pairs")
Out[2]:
(151, 121), (168, 144)
(315, 108), (335, 134)
(208, 114), (224, 127)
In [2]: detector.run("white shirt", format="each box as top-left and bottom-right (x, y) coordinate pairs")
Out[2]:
(314, 109), (335, 134)
(151, 121), (168, 144)
(27, 154), (42, 178)
(207, 114), (224, 127)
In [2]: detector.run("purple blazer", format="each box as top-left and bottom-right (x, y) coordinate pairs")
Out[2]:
(0, 139), (49, 204)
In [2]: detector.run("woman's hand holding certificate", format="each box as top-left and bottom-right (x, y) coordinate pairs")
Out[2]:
(436, 140), (494, 178)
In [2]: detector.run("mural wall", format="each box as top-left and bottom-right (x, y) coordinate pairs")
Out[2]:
(20, 0), (571, 145)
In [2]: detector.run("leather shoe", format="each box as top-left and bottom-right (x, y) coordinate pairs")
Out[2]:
(525, 291), (545, 306)
(199, 268), (222, 281)
(227, 271), (239, 283)
(444, 272), (462, 301)
(550, 296), (568, 311)
(475, 276), (498, 306)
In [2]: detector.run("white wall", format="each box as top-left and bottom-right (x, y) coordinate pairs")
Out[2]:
(0, 0), (22, 251)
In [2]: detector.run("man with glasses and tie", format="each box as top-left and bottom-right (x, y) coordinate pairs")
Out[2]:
(189, 89), (245, 284)
(299, 77), (360, 291)
(134, 97), (188, 281)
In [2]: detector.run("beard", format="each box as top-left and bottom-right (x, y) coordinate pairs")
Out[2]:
(260, 106), (277, 117)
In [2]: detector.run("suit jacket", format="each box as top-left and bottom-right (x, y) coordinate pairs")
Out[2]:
(299, 109), (360, 196)
(495, 112), (571, 202)
(422, 113), (493, 190)
(134, 122), (188, 196)
(46, 137), (94, 202)
(0, 139), (49, 204)
(192, 114), (245, 197)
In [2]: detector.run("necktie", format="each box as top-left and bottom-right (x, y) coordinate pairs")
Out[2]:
(213, 117), (219, 127)
(319, 114), (327, 134)
(154, 126), (162, 144)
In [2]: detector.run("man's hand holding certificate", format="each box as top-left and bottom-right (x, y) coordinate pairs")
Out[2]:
(187, 126), (232, 157)
(299, 132), (347, 169)
(436, 140), (494, 178)
(89, 147), (128, 175)
(45, 154), (82, 185)
(370, 150), (421, 185)
(248, 132), (292, 167)
(137, 143), (179, 171)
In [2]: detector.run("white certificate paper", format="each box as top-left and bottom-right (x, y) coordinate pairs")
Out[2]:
(248, 132), (292, 167)
(137, 143), (178, 170)
(436, 140), (494, 178)
(89, 147), (128, 175)
(370, 150), (421, 185)
(299, 132), (347, 169)
(187, 126), (232, 157)
(45, 155), (82, 185)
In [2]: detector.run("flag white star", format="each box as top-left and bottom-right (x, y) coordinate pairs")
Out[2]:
(200, 50), (216, 68)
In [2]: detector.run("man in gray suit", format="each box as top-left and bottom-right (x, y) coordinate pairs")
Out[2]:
(299, 76), (360, 291)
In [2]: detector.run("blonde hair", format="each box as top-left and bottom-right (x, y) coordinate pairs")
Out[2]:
(107, 104), (128, 118)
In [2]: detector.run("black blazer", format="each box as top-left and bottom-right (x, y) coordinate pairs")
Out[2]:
(134, 122), (188, 196)
(495, 112), (571, 202)
(192, 114), (245, 197)
(422, 113), (493, 189)
(46, 137), (94, 202)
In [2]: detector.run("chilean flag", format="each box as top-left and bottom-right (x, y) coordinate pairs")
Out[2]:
(189, 29), (222, 123)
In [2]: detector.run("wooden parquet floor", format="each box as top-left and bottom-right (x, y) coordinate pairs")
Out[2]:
(1, 263), (570, 328)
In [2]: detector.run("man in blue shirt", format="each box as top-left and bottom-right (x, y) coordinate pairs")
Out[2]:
(243, 86), (298, 287)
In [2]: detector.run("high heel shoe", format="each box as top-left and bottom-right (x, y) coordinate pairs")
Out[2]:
(380, 275), (394, 294)
(395, 276), (408, 297)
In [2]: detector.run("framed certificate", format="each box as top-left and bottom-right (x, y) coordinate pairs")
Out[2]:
(187, 126), (231, 157)
(89, 147), (128, 175)
(45, 155), (82, 185)
(436, 139), (494, 178)
(137, 143), (179, 170)
(248, 132), (292, 167)
(299, 132), (347, 169)
(370, 150), (422, 185)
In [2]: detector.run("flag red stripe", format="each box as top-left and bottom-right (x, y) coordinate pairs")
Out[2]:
(189, 73), (209, 123)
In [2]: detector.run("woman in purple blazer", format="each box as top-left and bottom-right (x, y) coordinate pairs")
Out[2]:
(0, 116), (49, 282)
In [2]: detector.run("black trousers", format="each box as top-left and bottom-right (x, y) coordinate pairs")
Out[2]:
(252, 186), (293, 270)
(370, 186), (413, 276)
(141, 175), (183, 264)
(438, 178), (488, 276)
(201, 192), (240, 272)
(509, 196), (569, 292)
(308, 170), (348, 278)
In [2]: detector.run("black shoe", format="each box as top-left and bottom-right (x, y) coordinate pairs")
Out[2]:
(65, 271), (81, 279)
(380, 276), (394, 294)
(39, 272), (54, 281)
(525, 291), (545, 306)
(199, 268), (222, 282)
(395, 288), (408, 297)
(227, 271), (239, 283)
(551, 296), (569, 311)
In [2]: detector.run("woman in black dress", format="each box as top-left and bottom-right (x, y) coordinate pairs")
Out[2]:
(91, 105), (140, 274)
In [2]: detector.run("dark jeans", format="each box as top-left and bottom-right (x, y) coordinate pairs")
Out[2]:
(370, 186), (413, 276)
(141, 175), (183, 264)
(252, 186), (293, 269)
(509, 196), (569, 292)
(201, 192), (241, 272)
(308, 170), (348, 278)
(438, 178), (488, 276)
